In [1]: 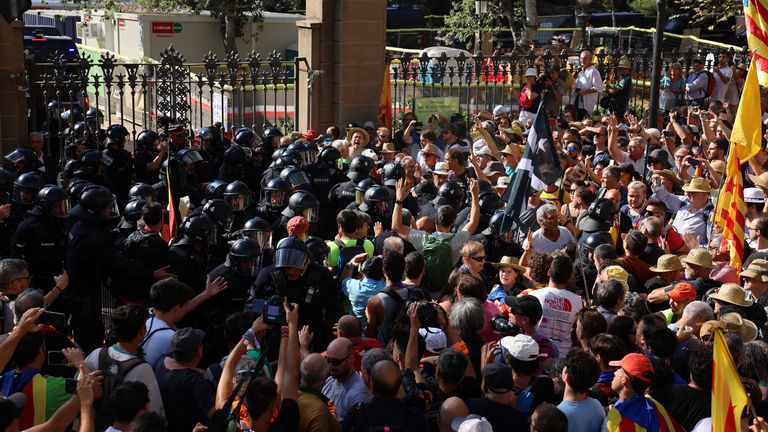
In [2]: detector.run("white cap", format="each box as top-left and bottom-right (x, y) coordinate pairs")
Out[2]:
(745, 187), (766, 204)
(433, 161), (450, 175)
(475, 146), (494, 157)
(418, 328), (448, 353)
(361, 148), (378, 161)
(493, 105), (510, 117)
(452, 415), (493, 432)
(472, 139), (486, 152)
(525, 67), (537, 77)
(499, 334), (540, 361)
(645, 128), (661, 140)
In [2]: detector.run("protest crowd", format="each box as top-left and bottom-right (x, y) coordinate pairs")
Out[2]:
(2, 48), (768, 432)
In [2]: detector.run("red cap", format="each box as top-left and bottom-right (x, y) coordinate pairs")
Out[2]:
(608, 353), (654, 382)
(667, 282), (696, 302)
(287, 216), (309, 236)
(302, 129), (319, 141)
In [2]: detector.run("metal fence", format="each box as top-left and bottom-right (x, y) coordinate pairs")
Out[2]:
(387, 46), (750, 130)
(27, 45), (309, 142)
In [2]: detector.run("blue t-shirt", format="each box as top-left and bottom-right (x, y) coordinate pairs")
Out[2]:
(557, 397), (606, 432)
(342, 277), (386, 328)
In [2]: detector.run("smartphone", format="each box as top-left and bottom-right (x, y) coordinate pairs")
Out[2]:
(39, 311), (66, 330)
(689, 158), (700, 167)
(64, 378), (78, 394)
(47, 351), (67, 366)
(663, 130), (674, 137)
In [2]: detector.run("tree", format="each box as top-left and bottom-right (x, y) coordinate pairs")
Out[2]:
(673, 0), (741, 23)
(440, 0), (540, 53)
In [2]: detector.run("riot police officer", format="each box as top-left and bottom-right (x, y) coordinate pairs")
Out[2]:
(133, 130), (167, 185)
(121, 201), (169, 304)
(167, 213), (216, 294)
(4, 147), (42, 176)
(85, 107), (106, 144)
(208, 238), (261, 313)
(102, 124), (135, 206)
(242, 216), (274, 269)
(223, 180), (257, 232)
(478, 211), (524, 263)
(248, 235), (341, 351)
(254, 178), (290, 225)
(65, 185), (173, 352)
(114, 197), (147, 242)
(128, 182), (158, 204)
(329, 155), (373, 217)
(197, 126), (225, 182)
(201, 198), (234, 269)
(259, 149), (301, 201)
(358, 185), (393, 231)
(272, 190), (319, 246)
(217, 143), (250, 182)
(10, 185), (70, 291)
(418, 180), (465, 219)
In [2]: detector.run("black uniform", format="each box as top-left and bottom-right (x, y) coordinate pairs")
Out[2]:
(64, 216), (155, 353)
(10, 211), (70, 291)
(328, 180), (357, 216)
(166, 243), (208, 294)
(104, 149), (135, 207)
(207, 264), (256, 314)
(118, 228), (169, 303)
(199, 147), (225, 183)
(134, 151), (160, 185)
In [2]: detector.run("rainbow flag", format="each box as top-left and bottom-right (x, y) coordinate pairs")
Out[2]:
(745, 0), (768, 86)
(714, 59), (763, 272)
(377, 62), (393, 130)
(712, 328), (749, 431)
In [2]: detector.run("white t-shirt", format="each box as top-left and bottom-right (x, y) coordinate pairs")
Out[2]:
(575, 66), (604, 114)
(523, 227), (576, 254)
(713, 66), (733, 103)
(529, 287), (583, 354)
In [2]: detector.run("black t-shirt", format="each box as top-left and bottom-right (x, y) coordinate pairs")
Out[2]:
(465, 398), (528, 431)
(689, 277), (722, 299)
(640, 244), (665, 267)
(154, 359), (216, 432)
(668, 384), (711, 432)
(269, 399), (300, 432)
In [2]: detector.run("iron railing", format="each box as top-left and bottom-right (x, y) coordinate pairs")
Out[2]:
(387, 46), (750, 130)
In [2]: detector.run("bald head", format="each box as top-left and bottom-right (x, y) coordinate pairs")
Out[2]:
(439, 397), (469, 432)
(605, 189), (621, 207)
(416, 216), (434, 233)
(370, 360), (402, 398)
(337, 315), (362, 339)
(300, 353), (328, 390)
(327, 337), (353, 358)
(326, 337), (355, 380)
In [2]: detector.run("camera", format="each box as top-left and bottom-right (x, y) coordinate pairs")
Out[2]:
(689, 158), (700, 167)
(412, 121), (423, 128)
(491, 314), (522, 337)
(416, 301), (441, 329)
(262, 295), (286, 325)
(39, 311), (66, 330)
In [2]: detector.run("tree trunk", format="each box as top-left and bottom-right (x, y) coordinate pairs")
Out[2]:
(224, 0), (237, 53)
(498, 0), (519, 50)
(516, 0), (538, 52)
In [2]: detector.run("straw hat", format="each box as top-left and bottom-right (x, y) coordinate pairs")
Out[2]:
(495, 176), (511, 189)
(500, 144), (518, 156)
(433, 161), (450, 176)
(346, 127), (370, 144)
(682, 177), (711, 193)
(741, 259), (768, 282)
(680, 248), (714, 269)
(720, 312), (758, 343)
(492, 256), (527, 273)
(652, 169), (681, 188)
(380, 142), (396, 153)
(749, 172), (768, 190)
(421, 143), (440, 156)
(709, 283), (753, 307)
(709, 160), (725, 175)
(649, 254), (683, 273)
(618, 55), (632, 69)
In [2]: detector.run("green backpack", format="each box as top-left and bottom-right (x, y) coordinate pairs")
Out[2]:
(421, 233), (454, 295)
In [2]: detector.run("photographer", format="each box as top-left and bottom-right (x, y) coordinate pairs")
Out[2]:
(504, 295), (558, 369)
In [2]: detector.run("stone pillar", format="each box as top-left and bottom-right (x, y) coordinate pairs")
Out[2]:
(296, 0), (387, 132)
(0, 20), (28, 153)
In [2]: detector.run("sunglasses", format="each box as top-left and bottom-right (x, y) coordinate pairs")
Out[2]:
(326, 353), (351, 366)
(469, 255), (486, 262)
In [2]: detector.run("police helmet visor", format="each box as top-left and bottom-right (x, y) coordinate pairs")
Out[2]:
(266, 190), (288, 208)
(226, 194), (250, 212)
(245, 230), (272, 250)
(372, 200), (391, 216)
(285, 170), (311, 188)
(51, 199), (71, 218)
(13, 186), (37, 205)
(181, 150), (204, 166)
(355, 190), (365, 205)
(4, 150), (25, 165)
(235, 257), (260, 277)
(101, 152), (114, 167)
(274, 246), (309, 269)
(301, 206), (319, 224)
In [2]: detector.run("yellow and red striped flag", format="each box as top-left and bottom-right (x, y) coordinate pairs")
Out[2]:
(714, 59), (763, 272)
(745, 0), (768, 86)
(377, 62), (393, 130)
(712, 328), (749, 431)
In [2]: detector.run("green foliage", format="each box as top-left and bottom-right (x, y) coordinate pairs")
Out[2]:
(628, 0), (656, 16)
(672, 0), (742, 23)
(439, 0), (510, 50)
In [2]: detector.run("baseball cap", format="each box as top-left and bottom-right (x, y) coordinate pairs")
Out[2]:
(745, 187), (766, 204)
(0, 393), (27, 431)
(666, 282), (696, 302)
(608, 353), (654, 382)
(649, 149), (671, 168)
(302, 129), (320, 141)
(287, 216), (309, 236)
(604, 265), (629, 282)
(363, 121), (376, 130)
(525, 67), (537, 77)
(452, 415), (493, 432)
(482, 363), (513, 394)
(645, 128), (661, 140)
(419, 328), (448, 354)
(493, 105), (511, 117)
(504, 295), (542, 324)
(499, 334), (540, 361)
(172, 327), (205, 360)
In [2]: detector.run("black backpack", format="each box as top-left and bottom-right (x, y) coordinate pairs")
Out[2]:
(94, 348), (145, 431)
(334, 238), (367, 276)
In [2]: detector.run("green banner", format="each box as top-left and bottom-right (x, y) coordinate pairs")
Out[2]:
(414, 96), (460, 121)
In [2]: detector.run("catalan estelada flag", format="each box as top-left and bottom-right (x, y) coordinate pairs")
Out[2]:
(377, 62), (393, 130)
(714, 59), (762, 272)
(165, 152), (180, 242)
(712, 328), (749, 431)
(745, 0), (768, 86)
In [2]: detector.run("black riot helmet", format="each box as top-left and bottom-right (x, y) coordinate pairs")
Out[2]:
(177, 213), (216, 247)
(4, 148), (40, 171)
(66, 180), (91, 207)
(223, 143), (247, 165)
(355, 178), (378, 204)
(280, 167), (312, 190)
(304, 142), (319, 165)
(362, 185), (393, 216)
(275, 150), (301, 169)
(203, 198), (234, 232)
(271, 147), (284, 162)
(578, 198), (618, 232)
(436, 181), (465, 207)
(80, 149), (109, 171)
(582, 231), (614, 251)
(243, 217), (272, 249)
(13, 172), (45, 205)
(485, 211), (514, 244)
(70, 185), (118, 220)
(305, 236), (330, 264)
(122, 198), (147, 223)
(128, 182), (157, 203)
(205, 180), (229, 201)
(234, 128), (256, 147)
(479, 191), (500, 215)
(71, 121), (89, 139)
(347, 155), (373, 182)
(264, 178), (291, 209)
(61, 107), (84, 124)
(176, 148), (205, 168)
(287, 141), (306, 158)
(85, 107), (104, 130)
(261, 127), (283, 149)
(382, 161), (405, 187)
(223, 180), (252, 212)
(0, 168), (14, 194)
(197, 127), (221, 147)
(34, 185), (70, 218)
(318, 145), (342, 168)
(274, 235), (310, 270)
(135, 130), (160, 153)
(226, 238), (262, 276)
(283, 190), (319, 223)
(105, 124), (130, 149)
